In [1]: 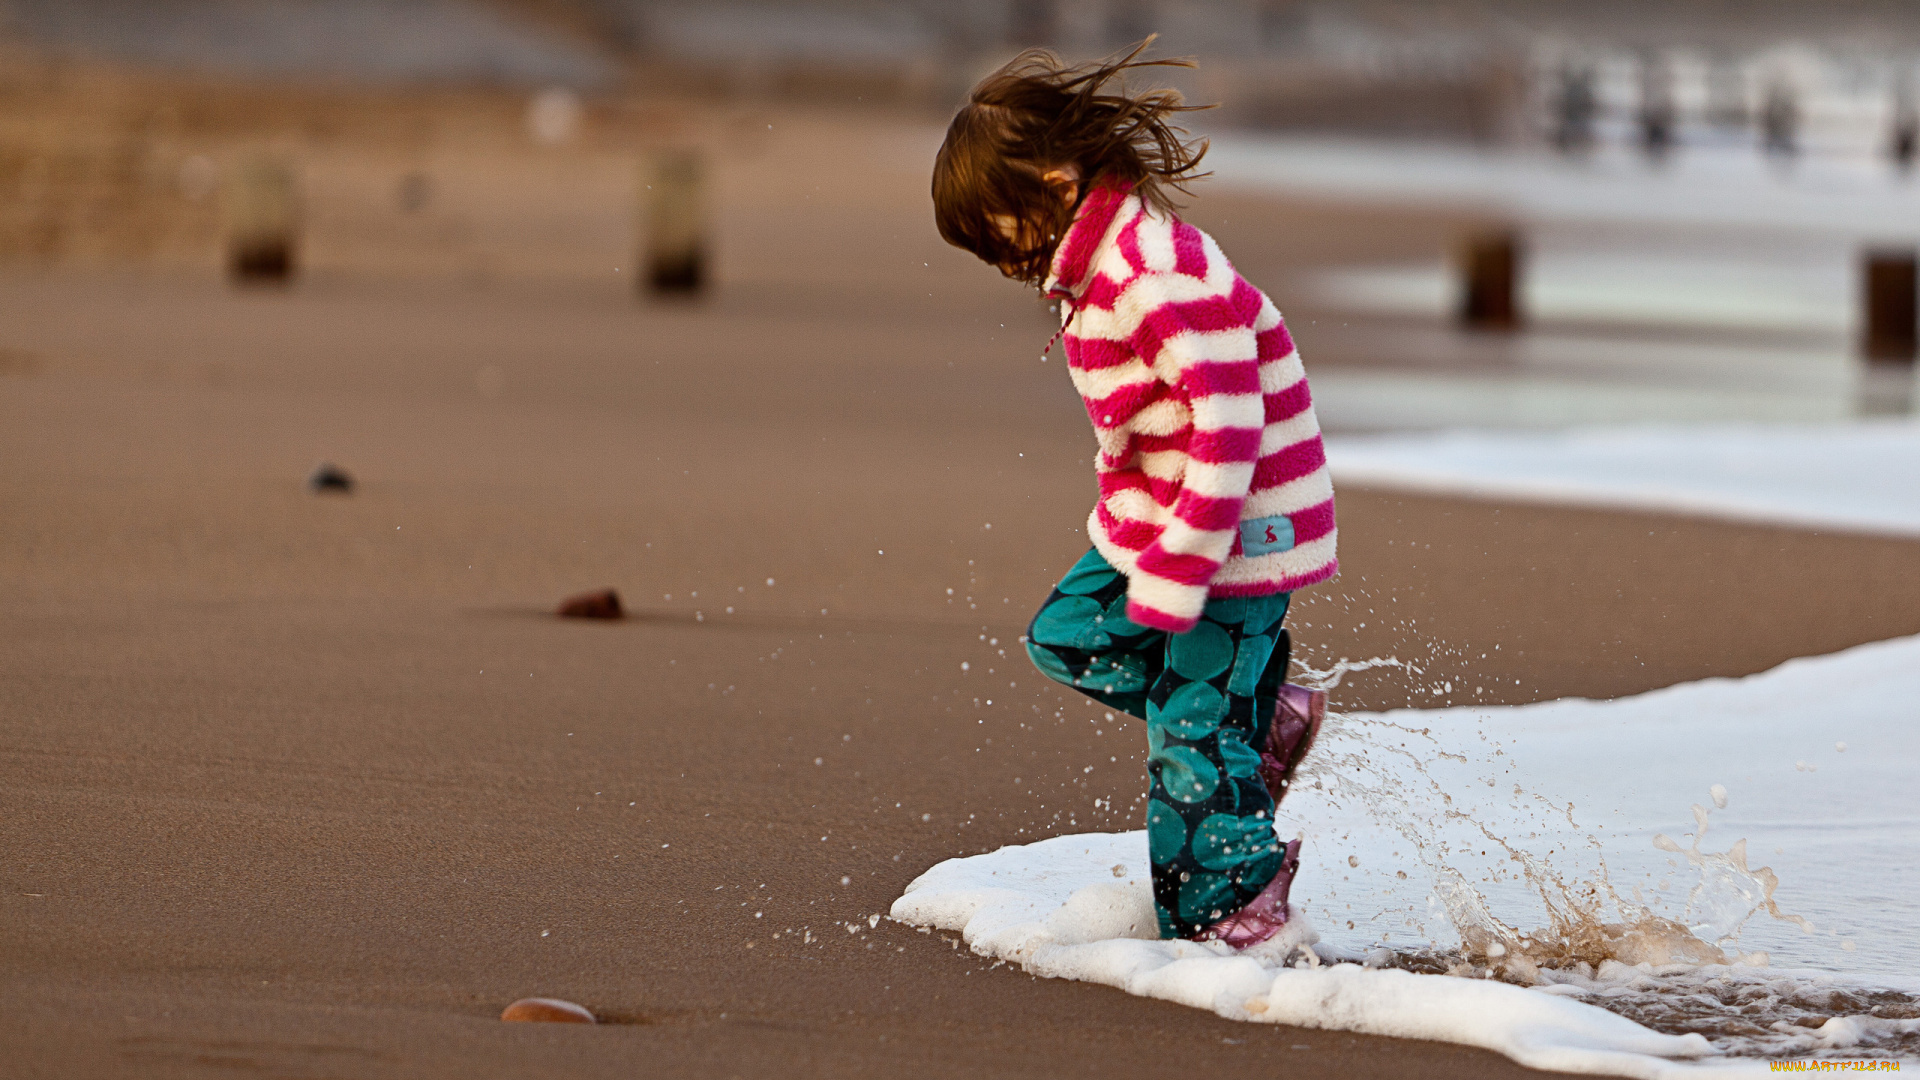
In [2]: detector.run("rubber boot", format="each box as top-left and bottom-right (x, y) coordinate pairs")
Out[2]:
(1256, 683), (1325, 807)
(1193, 838), (1303, 949)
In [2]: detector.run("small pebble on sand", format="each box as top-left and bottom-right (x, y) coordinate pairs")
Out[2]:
(557, 589), (623, 620)
(307, 463), (354, 494)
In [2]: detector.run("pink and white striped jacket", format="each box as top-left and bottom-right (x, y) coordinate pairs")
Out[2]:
(1043, 180), (1337, 633)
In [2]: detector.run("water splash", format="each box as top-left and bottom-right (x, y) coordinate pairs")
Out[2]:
(1653, 802), (1815, 949)
(1276, 672), (1916, 1058)
(1292, 655), (1422, 693)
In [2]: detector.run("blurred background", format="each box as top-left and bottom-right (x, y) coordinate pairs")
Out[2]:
(11, 12), (1920, 1071)
(3, 0), (1918, 429)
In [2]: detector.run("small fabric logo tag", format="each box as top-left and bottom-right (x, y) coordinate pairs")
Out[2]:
(1239, 514), (1296, 557)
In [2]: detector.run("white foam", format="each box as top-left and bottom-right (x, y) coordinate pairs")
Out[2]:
(893, 833), (1735, 1078)
(892, 635), (1920, 1074)
(1309, 253), (1853, 336)
(1205, 134), (1920, 240)
(1324, 420), (1920, 536)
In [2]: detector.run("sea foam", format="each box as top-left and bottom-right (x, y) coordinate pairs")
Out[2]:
(893, 635), (1920, 1073)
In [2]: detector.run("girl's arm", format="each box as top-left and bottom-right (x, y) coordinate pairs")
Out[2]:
(1121, 270), (1263, 633)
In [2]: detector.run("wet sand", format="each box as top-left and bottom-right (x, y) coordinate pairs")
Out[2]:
(5, 109), (1920, 1080)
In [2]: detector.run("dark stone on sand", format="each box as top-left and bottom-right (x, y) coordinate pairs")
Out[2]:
(501, 997), (596, 1023)
(308, 463), (354, 493)
(557, 588), (623, 620)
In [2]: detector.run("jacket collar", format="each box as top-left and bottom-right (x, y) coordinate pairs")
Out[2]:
(1042, 177), (1133, 300)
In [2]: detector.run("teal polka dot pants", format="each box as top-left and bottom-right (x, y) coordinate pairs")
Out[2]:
(1025, 547), (1294, 939)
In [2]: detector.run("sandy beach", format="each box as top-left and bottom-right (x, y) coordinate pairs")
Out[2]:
(5, 96), (1919, 1078)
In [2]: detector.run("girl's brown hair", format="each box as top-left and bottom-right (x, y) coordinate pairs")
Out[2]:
(932, 39), (1212, 285)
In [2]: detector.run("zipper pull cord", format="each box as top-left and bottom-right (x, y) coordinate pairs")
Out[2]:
(1041, 297), (1076, 362)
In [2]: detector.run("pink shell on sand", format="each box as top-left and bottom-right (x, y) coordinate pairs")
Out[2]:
(501, 997), (596, 1023)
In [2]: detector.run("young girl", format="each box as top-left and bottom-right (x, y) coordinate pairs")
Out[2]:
(932, 44), (1335, 955)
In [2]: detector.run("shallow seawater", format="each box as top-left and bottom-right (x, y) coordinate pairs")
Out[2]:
(1282, 641), (1920, 1059)
(1368, 946), (1920, 1059)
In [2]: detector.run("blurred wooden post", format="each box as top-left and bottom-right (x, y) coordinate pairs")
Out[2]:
(1552, 66), (1597, 154)
(1862, 248), (1918, 363)
(643, 150), (705, 296)
(1458, 230), (1521, 330)
(1891, 86), (1919, 174)
(1637, 54), (1676, 161)
(1761, 83), (1798, 159)
(227, 157), (297, 283)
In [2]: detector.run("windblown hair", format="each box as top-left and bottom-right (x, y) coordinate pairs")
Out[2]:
(932, 39), (1212, 285)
